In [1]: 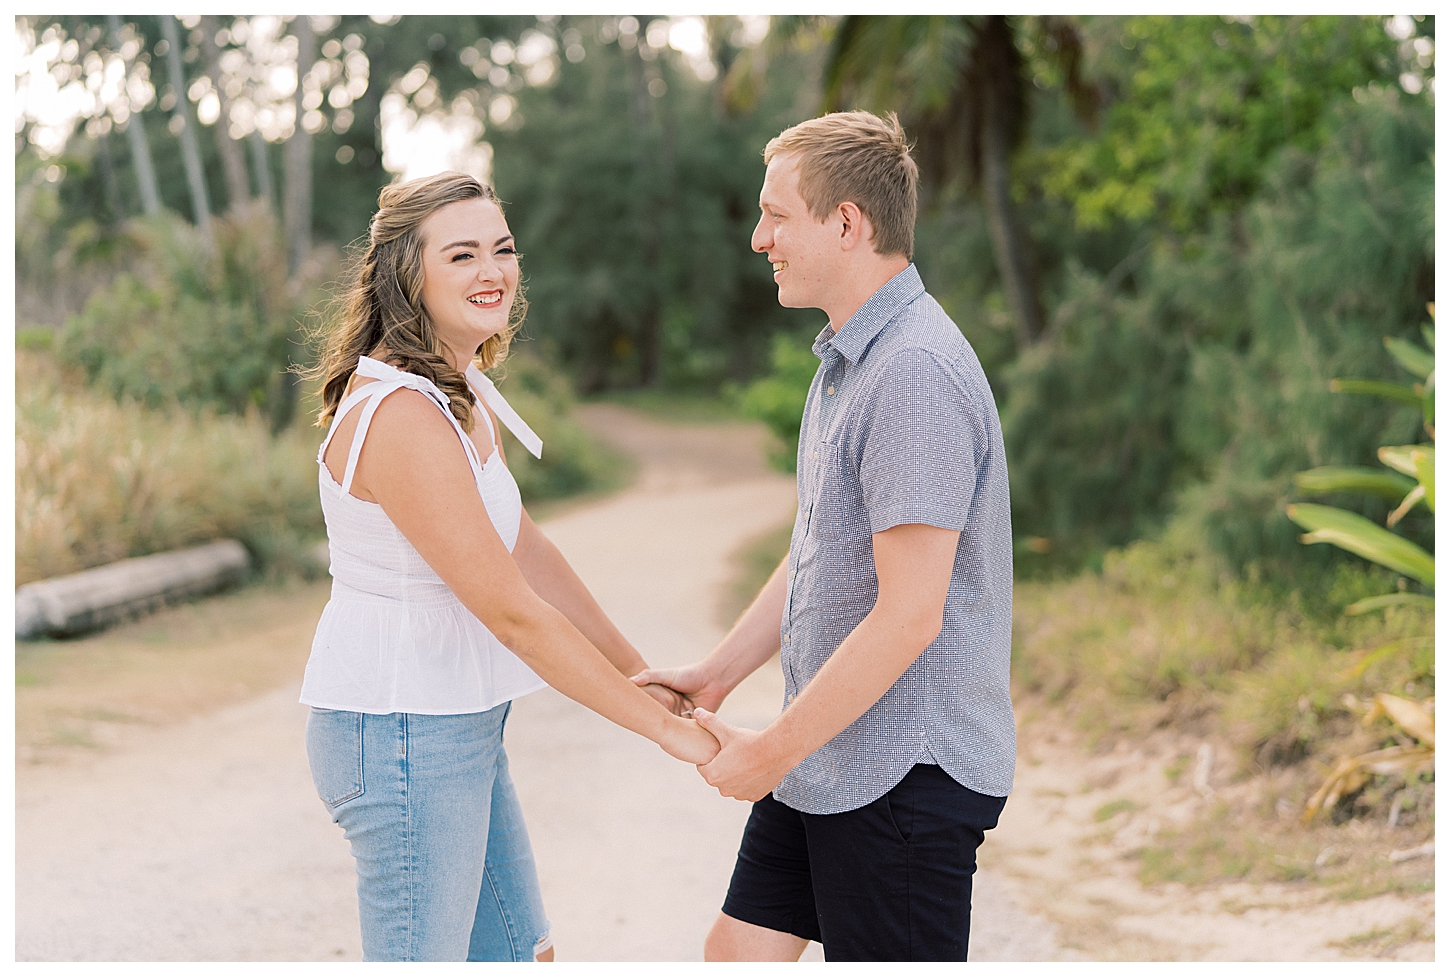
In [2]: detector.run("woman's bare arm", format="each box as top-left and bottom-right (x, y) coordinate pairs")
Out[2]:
(350, 389), (718, 763)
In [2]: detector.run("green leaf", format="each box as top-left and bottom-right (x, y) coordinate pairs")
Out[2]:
(1344, 593), (1436, 616)
(1293, 466), (1416, 501)
(1384, 336), (1435, 379)
(1386, 484), (1426, 527)
(1412, 447), (1434, 512)
(1328, 378), (1423, 406)
(1422, 370), (1434, 432)
(1285, 503), (1435, 587)
(1423, 323), (1435, 350)
(1378, 445), (1420, 477)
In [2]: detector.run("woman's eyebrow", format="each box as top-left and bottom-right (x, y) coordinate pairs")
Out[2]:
(494, 234), (514, 246)
(440, 239), (480, 251)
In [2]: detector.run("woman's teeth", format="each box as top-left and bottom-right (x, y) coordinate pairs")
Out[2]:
(468, 291), (502, 306)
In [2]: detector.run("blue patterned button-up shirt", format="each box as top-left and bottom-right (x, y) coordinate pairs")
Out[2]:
(774, 263), (1016, 815)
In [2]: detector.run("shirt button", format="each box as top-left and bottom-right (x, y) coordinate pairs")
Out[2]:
(787, 693), (796, 704)
(783, 634), (791, 644)
(827, 385), (836, 396)
(812, 450), (818, 460)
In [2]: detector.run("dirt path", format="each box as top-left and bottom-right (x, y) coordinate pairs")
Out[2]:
(13, 406), (1432, 961)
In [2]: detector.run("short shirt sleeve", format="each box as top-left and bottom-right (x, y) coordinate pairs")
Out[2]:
(858, 347), (986, 535)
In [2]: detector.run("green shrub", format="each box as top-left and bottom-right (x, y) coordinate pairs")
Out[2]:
(488, 352), (626, 501)
(1002, 86), (1433, 583)
(55, 211), (315, 428)
(733, 331), (821, 472)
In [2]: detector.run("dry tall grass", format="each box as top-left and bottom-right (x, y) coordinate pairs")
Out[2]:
(16, 350), (324, 585)
(1012, 539), (1434, 774)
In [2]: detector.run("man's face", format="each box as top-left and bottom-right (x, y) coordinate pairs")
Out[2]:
(751, 153), (843, 313)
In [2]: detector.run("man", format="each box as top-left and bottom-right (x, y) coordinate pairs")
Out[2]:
(632, 110), (1015, 962)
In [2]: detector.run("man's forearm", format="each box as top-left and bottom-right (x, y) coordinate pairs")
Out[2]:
(763, 602), (937, 768)
(703, 556), (790, 694)
(753, 524), (959, 771)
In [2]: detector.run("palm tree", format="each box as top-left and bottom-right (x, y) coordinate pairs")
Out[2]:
(107, 15), (160, 216)
(159, 15), (213, 243)
(793, 16), (1094, 348)
(284, 15), (316, 278)
(198, 15), (253, 215)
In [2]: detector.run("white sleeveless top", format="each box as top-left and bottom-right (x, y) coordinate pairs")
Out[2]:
(299, 356), (549, 715)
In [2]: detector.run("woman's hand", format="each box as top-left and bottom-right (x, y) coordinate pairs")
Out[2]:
(658, 713), (721, 765)
(639, 682), (696, 717)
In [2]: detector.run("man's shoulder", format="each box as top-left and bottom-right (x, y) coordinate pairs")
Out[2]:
(870, 291), (982, 388)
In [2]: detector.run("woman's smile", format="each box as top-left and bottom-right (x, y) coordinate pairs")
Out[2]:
(467, 288), (505, 308)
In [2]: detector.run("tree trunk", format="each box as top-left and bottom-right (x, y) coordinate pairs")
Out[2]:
(198, 15), (252, 215)
(249, 132), (276, 216)
(97, 132), (121, 218)
(107, 15), (160, 216)
(160, 15), (213, 243)
(284, 15), (316, 278)
(978, 17), (1044, 348)
(275, 16), (317, 430)
(628, 39), (661, 387)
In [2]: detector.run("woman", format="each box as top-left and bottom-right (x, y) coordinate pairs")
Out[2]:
(300, 171), (715, 962)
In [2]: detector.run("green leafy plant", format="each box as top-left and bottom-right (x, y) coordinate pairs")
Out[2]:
(1288, 306), (1435, 604)
(733, 331), (822, 472)
(1286, 304), (1435, 820)
(55, 211), (311, 429)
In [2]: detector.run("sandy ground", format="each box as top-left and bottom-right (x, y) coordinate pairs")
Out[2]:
(13, 405), (1434, 961)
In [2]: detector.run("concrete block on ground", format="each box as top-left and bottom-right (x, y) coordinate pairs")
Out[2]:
(16, 540), (251, 640)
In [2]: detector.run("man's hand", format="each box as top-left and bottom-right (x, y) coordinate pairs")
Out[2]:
(630, 662), (728, 714)
(691, 708), (794, 802)
(639, 682), (695, 717)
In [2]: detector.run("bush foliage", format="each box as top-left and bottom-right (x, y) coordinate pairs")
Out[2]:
(55, 211), (313, 429)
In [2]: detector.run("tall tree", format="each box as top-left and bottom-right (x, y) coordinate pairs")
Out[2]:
(198, 15), (252, 215)
(250, 133), (276, 216)
(804, 15), (1090, 348)
(159, 15), (213, 241)
(107, 14), (160, 216)
(284, 15), (316, 277)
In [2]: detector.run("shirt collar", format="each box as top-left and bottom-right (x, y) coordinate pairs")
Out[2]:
(816, 264), (925, 366)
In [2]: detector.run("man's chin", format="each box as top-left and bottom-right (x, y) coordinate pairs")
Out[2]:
(775, 287), (809, 310)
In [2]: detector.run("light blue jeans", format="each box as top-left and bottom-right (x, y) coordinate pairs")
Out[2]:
(306, 702), (552, 961)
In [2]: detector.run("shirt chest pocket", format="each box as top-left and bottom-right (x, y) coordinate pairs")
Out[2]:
(807, 440), (866, 542)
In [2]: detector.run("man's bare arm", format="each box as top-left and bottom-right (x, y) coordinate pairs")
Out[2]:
(631, 554), (790, 713)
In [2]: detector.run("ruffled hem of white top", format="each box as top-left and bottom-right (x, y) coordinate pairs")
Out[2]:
(300, 356), (549, 716)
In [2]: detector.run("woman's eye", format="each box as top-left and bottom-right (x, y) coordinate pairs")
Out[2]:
(497, 247), (517, 256)
(452, 252), (473, 262)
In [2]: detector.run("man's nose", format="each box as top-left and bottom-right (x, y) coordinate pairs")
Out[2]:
(751, 220), (769, 253)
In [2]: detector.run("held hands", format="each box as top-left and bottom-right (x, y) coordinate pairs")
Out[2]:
(690, 708), (792, 802)
(638, 682), (695, 718)
(629, 662), (727, 714)
(636, 664), (791, 798)
(659, 713), (721, 765)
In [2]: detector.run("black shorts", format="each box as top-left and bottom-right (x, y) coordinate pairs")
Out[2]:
(720, 764), (1007, 962)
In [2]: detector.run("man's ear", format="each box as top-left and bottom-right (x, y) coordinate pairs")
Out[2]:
(837, 201), (873, 252)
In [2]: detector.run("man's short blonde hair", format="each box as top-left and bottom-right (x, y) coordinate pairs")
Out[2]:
(764, 110), (919, 259)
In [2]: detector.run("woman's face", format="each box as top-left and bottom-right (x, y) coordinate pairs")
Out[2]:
(417, 197), (519, 368)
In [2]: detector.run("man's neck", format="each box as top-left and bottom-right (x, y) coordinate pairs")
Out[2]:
(825, 256), (911, 332)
